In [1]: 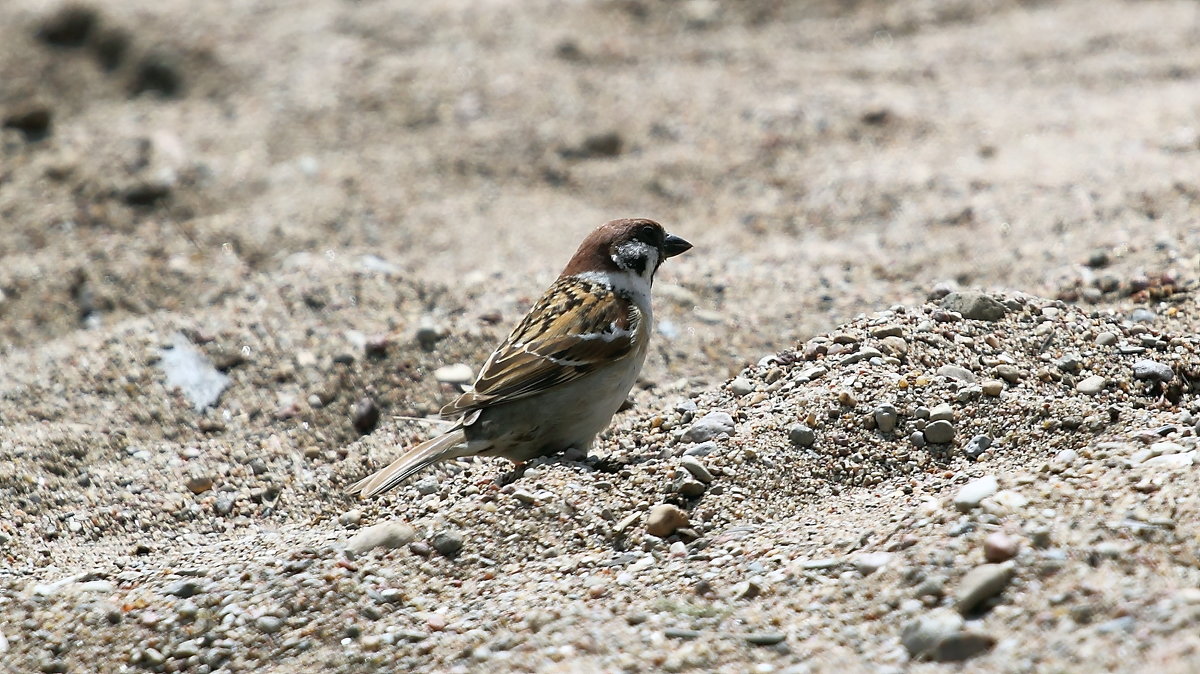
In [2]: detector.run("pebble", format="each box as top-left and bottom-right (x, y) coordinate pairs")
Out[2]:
(788, 424), (816, 448)
(646, 504), (689, 537)
(1131, 308), (1156, 323)
(1076, 375), (1106, 395)
(1096, 331), (1118, 346)
(932, 632), (997, 661)
(683, 441), (719, 457)
(798, 365), (828, 381)
(159, 333), (231, 412)
(743, 632), (787, 646)
(963, 434), (992, 459)
(936, 365), (976, 383)
(434, 364), (474, 385)
(870, 324), (904, 338)
(939, 292), (1008, 321)
(880, 336), (909, 358)
(954, 476), (999, 512)
(995, 364), (1023, 383)
(730, 377), (755, 396)
(981, 489), (1028, 515)
(352, 397), (380, 435)
(185, 475), (214, 494)
(345, 521), (417, 554)
(431, 530), (465, 556)
(163, 580), (201, 598)
(923, 420), (955, 444)
(853, 552), (893, 575)
(980, 379), (1004, 396)
(909, 431), (927, 448)
(679, 456), (714, 483)
(928, 403), (954, 422)
(954, 562), (1015, 614)
(682, 411), (735, 443)
(256, 616), (283, 633)
(1132, 360), (1174, 384)
(874, 405), (898, 433)
(1054, 354), (1082, 373)
(983, 532), (1020, 562)
(339, 509), (363, 527)
(900, 608), (964, 659)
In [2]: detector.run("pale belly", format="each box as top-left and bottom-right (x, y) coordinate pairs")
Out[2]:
(463, 345), (648, 462)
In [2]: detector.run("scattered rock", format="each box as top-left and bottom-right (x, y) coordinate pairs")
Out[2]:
(954, 476), (999, 512)
(729, 377), (754, 396)
(874, 405), (898, 433)
(963, 434), (992, 459)
(683, 411), (735, 443)
(924, 420), (955, 444)
(788, 424), (816, 448)
(928, 403), (954, 422)
(430, 530), (465, 557)
(679, 456), (714, 483)
(434, 364), (474, 385)
(939, 292), (1007, 321)
(981, 379), (1004, 396)
(184, 475), (214, 494)
(955, 562), (1015, 614)
(743, 631), (787, 646)
(352, 397), (380, 435)
(345, 521), (417, 554)
(853, 552), (893, 575)
(646, 504), (689, 537)
(901, 608), (964, 660)
(159, 333), (231, 412)
(983, 532), (1020, 562)
(1076, 375), (1106, 395)
(1132, 360), (1173, 384)
(936, 365), (976, 383)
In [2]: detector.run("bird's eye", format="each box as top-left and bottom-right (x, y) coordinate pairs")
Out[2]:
(636, 225), (658, 244)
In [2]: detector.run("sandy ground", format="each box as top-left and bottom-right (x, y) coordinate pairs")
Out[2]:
(2, 0), (1200, 672)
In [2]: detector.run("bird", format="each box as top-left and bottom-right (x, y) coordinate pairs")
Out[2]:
(346, 218), (692, 498)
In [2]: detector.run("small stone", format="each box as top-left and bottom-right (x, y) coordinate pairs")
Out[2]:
(995, 365), (1023, 384)
(159, 333), (231, 412)
(870, 325), (904, 339)
(928, 403), (954, 422)
(853, 552), (893, 575)
(172, 639), (201, 658)
(163, 580), (201, 598)
(797, 366), (828, 381)
(955, 562), (1015, 614)
(954, 476), (999, 512)
(185, 475), (214, 494)
(679, 456), (714, 483)
(1096, 332), (1118, 346)
(683, 441), (719, 457)
(982, 490), (1028, 516)
(1131, 308), (1156, 323)
(676, 479), (706, 497)
(682, 411), (735, 443)
(646, 504), (689, 537)
(663, 628), (700, 640)
(345, 521), (417, 554)
(933, 632), (996, 661)
(256, 616), (283, 633)
(729, 378), (754, 396)
(415, 323), (446, 350)
(352, 397), (380, 435)
(838, 391), (857, 407)
(788, 424), (816, 448)
(339, 509), (363, 527)
(512, 490), (538, 504)
(963, 434), (992, 459)
(880, 336), (909, 358)
(874, 405), (899, 433)
(981, 380), (1004, 396)
(924, 420), (955, 444)
(983, 532), (1020, 562)
(936, 365), (976, 384)
(1132, 360), (1174, 384)
(434, 364), (474, 385)
(1054, 354), (1083, 373)
(743, 632), (787, 646)
(1076, 375), (1106, 395)
(431, 530), (465, 557)
(939, 292), (1008, 321)
(901, 608), (965, 660)
(910, 431), (927, 448)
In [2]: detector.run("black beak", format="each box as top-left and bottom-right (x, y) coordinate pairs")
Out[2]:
(662, 233), (692, 258)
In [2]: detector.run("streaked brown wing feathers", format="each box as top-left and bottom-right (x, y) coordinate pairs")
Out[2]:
(441, 277), (639, 416)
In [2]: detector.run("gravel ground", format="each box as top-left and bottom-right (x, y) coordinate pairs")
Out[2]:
(2, 0), (1200, 672)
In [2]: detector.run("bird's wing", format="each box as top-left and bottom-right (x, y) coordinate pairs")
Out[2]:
(441, 277), (641, 417)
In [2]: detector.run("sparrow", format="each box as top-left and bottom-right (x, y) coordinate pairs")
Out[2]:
(346, 218), (692, 498)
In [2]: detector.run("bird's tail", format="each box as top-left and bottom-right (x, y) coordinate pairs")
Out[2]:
(345, 428), (469, 498)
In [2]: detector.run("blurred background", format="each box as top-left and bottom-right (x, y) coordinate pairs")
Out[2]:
(3, 0), (1199, 373)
